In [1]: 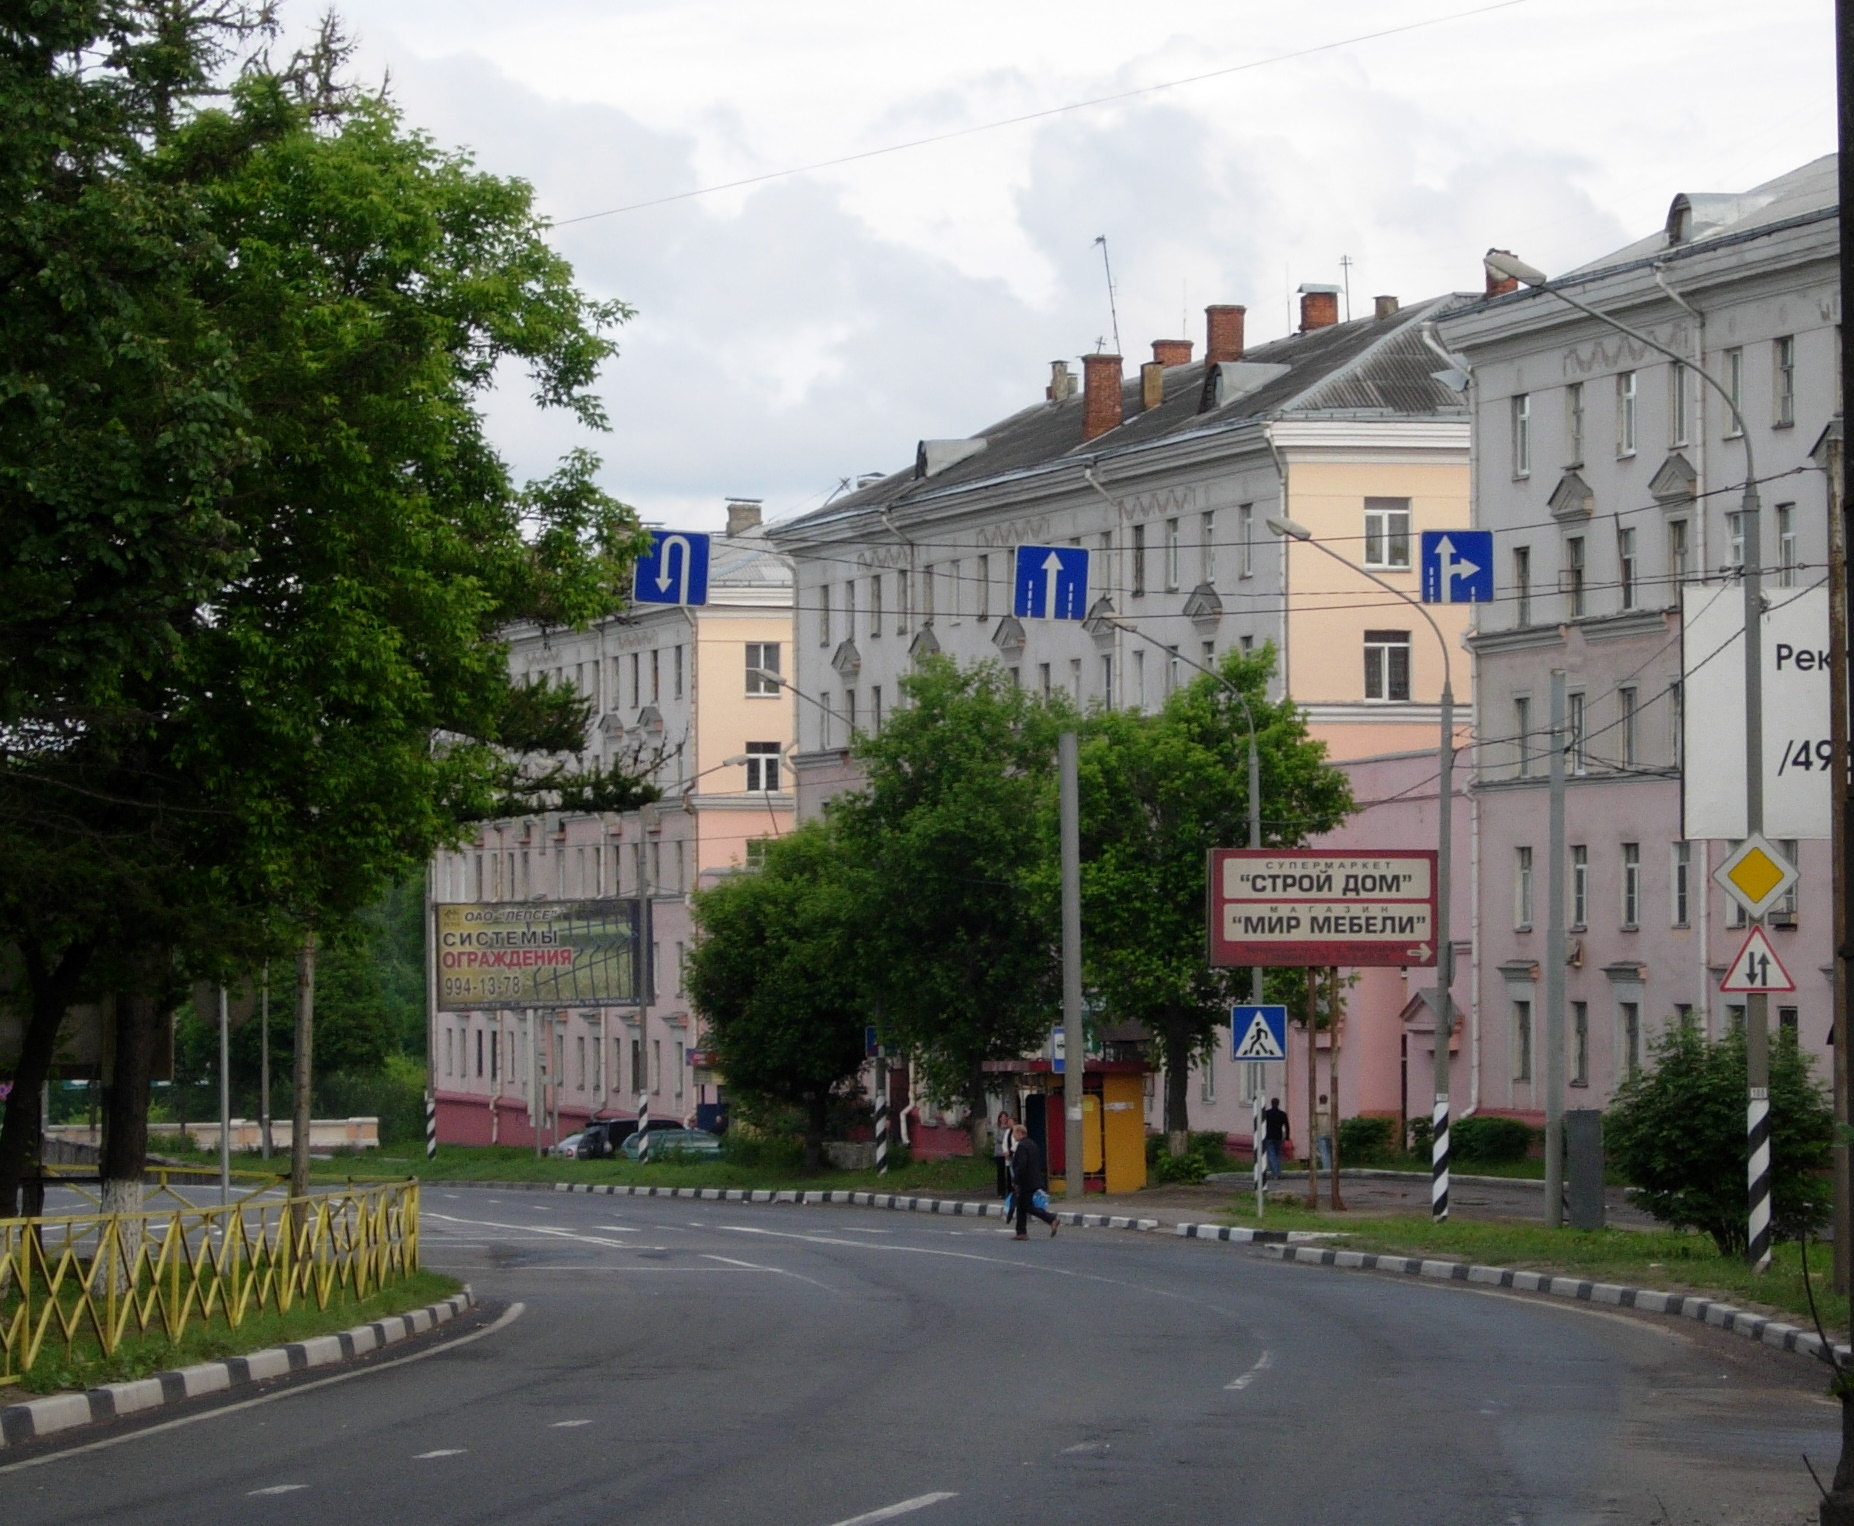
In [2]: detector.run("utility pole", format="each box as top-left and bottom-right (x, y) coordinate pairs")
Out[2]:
(1744, 488), (1771, 1273)
(290, 935), (315, 1212)
(1432, 670), (1456, 1222)
(259, 964), (271, 1161)
(1059, 732), (1084, 1203)
(1545, 670), (1568, 1227)
(217, 984), (230, 1207)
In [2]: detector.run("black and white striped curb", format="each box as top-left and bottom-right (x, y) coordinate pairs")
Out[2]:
(435, 1178), (1328, 1245)
(1266, 1244), (1853, 1362)
(0, 1287), (474, 1449)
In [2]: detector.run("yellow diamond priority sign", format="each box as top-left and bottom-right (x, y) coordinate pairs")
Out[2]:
(1712, 833), (1799, 922)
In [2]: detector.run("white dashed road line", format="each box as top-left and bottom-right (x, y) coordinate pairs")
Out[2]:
(825, 1491), (959, 1526)
(1226, 1350), (1274, 1390)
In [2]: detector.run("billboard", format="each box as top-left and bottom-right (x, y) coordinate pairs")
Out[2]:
(435, 900), (641, 1011)
(1682, 583), (1831, 839)
(1208, 850), (1438, 968)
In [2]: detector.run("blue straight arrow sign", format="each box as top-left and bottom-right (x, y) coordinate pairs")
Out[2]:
(633, 530), (711, 606)
(1013, 544), (1089, 620)
(1420, 529), (1493, 604)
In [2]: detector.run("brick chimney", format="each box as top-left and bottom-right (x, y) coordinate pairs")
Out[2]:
(725, 498), (762, 535)
(1298, 284), (1341, 332)
(1140, 361), (1165, 411)
(1205, 305), (1246, 363)
(1484, 249), (1520, 297)
(1081, 353), (1124, 441)
(1374, 295), (1400, 320)
(1151, 338), (1193, 368)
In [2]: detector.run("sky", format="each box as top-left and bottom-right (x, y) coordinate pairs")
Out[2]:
(306, 0), (1834, 533)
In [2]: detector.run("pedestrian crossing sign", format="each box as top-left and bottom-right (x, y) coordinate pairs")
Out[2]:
(1232, 1005), (1288, 1061)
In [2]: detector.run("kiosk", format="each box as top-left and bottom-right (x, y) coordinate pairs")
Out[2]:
(982, 1058), (1148, 1195)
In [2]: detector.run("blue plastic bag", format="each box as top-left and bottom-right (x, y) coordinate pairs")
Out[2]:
(1032, 1189), (1050, 1212)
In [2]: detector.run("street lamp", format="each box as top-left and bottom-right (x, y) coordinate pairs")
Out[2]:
(1266, 513), (1459, 1222)
(1483, 250), (1774, 1269)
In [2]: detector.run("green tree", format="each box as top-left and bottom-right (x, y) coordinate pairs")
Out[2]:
(685, 822), (870, 1170)
(1071, 647), (1351, 1149)
(1607, 1018), (1831, 1254)
(832, 658), (1071, 1141)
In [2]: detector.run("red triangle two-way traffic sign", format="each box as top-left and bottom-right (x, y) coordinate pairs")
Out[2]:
(1719, 926), (1797, 993)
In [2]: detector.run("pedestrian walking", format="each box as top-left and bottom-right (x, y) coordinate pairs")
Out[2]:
(1260, 1096), (1290, 1185)
(1009, 1125), (1058, 1239)
(994, 1109), (1016, 1199)
(1314, 1092), (1333, 1173)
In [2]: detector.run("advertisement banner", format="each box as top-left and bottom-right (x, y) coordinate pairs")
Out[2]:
(434, 900), (641, 1011)
(1208, 850), (1438, 967)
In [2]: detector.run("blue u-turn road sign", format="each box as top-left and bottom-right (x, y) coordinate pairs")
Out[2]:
(1013, 544), (1090, 620)
(1231, 1005), (1288, 1062)
(1420, 529), (1494, 604)
(633, 530), (711, 606)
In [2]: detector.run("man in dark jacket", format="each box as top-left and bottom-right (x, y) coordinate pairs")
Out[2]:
(1010, 1125), (1059, 1239)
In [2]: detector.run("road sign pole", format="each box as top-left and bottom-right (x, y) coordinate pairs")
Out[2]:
(218, 983), (230, 1208)
(1545, 670), (1568, 1228)
(1304, 974), (1319, 1212)
(1742, 485), (1772, 1271)
(874, 1058), (889, 1176)
(1059, 732), (1085, 1203)
(1432, 678), (1454, 1223)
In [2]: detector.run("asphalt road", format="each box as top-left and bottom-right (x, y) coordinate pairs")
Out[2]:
(1, 1187), (1839, 1525)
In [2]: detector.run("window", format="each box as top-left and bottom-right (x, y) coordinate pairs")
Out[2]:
(490, 1028), (499, 1081)
(1668, 518), (1690, 583)
(1780, 1006), (1800, 1040)
(1363, 499), (1412, 569)
(844, 580), (858, 633)
(650, 648), (661, 703)
(1238, 505), (1254, 578)
(1201, 512), (1216, 582)
(674, 839), (685, 893)
(1726, 511), (1745, 573)
(872, 684), (883, 731)
(1512, 393), (1532, 476)
(1513, 545), (1532, 626)
(895, 569), (910, 633)
(819, 584), (831, 646)
(922, 565), (935, 621)
(1200, 1046), (1216, 1104)
(1363, 630), (1412, 701)
(1616, 371), (1636, 456)
(1774, 335), (1796, 427)
(1514, 1001), (1534, 1082)
(870, 573), (883, 635)
(745, 837), (771, 868)
(1101, 654), (1115, 708)
(476, 1027), (486, 1078)
(1778, 504), (1797, 586)
(1566, 381), (1585, 465)
(1617, 527), (1636, 610)
(845, 687), (857, 733)
(673, 644), (684, 699)
(818, 692), (833, 749)
(576, 1034), (586, 1090)
(1621, 1002), (1641, 1076)
(675, 1041), (685, 1097)
(1672, 841), (1691, 926)
(1165, 519), (1180, 591)
(1572, 1002), (1590, 1085)
(444, 1027), (453, 1077)
(1724, 347), (1744, 434)
(1621, 842), (1641, 927)
(1774, 839), (1800, 922)
(1515, 695), (1532, 778)
(629, 651), (641, 707)
(1132, 650), (1145, 708)
(1131, 526), (1147, 596)
(1164, 648), (1178, 697)
(746, 642), (781, 695)
(652, 1039), (661, 1095)
(1670, 361), (1690, 446)
(1570, 844), (1588, 927)
(1619, 686), (1637, 767)
(1038, 662), (1052, 697)
(1564, 536), (1585, 617)
(1568, 691), (1586, 774)
(1670, 679), (1684, 769)
(976, 554), (990, 621)
(1515, 845), (1534, 928)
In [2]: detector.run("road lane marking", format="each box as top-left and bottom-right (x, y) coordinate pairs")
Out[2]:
(700, 1253), (840, 1293)
(0, 1304), (527, 1476)
(826, 1491), (958, 1525)
(423, 1212), (657, 1251)
(551, 1420), (593, 1428)
(249, 1484), (308, 1495)
(415, 1449), (466, 1458)
(1225, 1350), (1273, 1390)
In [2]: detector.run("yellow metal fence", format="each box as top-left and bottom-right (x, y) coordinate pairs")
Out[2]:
(0, 1178), (419, 1384)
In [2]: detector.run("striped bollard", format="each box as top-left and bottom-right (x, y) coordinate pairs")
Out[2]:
(425, 1090), (438, 1160)
(1431, 1096), (1450, 1221)
(1747, 1086), (1771, 1270)
(874, 1087), (889, 1176)
(637, 1092), (650, 1163)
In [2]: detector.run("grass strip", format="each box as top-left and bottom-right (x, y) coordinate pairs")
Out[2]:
(8, 1268), (462, 1396)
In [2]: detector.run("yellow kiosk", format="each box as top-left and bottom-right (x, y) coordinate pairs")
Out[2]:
(983, 1058), (1148, 1195)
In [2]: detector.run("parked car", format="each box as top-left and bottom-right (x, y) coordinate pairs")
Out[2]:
(572, 1118), (684, 1160)
(621, 1127), (722, 1161)
(550, 1132), (587, 1159)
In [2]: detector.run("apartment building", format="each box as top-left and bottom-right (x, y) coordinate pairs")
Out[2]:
(430, 502), (794, 1147)
(1442, 155), (1839, 1116)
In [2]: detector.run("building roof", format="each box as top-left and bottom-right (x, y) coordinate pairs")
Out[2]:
(707, 524), (792, 592)
(770, 294), (1473, 543)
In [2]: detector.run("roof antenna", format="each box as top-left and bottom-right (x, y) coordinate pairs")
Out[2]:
(1339, 253), (1354, 321)
(1093, 235), (1122, 355)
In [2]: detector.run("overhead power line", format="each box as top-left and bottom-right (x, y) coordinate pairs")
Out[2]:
(551, 0), (1531, 227)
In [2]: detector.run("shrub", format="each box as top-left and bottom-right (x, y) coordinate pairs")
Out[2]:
(1451, 1115), (1534, 1165)
(1406, 1116), (1432, 1158)
(1607, 1019), (1831, 1254)
(1338, 1115), (1396, 1163)
(719, 1128), (808, 1171)
(1143, 1130), (1225, 1184)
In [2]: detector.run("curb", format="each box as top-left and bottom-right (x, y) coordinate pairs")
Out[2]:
(0, 1287), (475, 1449)
(1264, 1243), (1852, 1363)
(433, 1178), (1329, 1245)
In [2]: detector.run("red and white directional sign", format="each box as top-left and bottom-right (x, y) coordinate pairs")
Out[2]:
(1718, 926), (1797, 993)
(1208, 850), (1438, 968)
